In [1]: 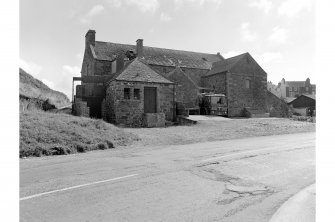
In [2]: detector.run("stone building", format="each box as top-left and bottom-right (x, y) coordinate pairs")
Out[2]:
(73, 30), (269, 126)
(288, 94), (315, 116)
(202, 53), (267, 116)
(103, 58), (175, 127)
(165, 67), (200, 114)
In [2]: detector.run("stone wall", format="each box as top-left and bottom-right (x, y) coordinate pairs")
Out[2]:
(202, 72), (226, 94)
(105, 81), (174, 127)
(165, 68), (199, 109)
(73, 97), (90, 117)
(95, 60), (112, 76)
(144, 113), (165, 127)
(226, 72), (267, 117)
(81, 47), (95, 76)
(265, 91), (291, 117)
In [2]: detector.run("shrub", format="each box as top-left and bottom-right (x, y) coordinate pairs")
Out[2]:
(240, 108), (251, 118)
(293, 112), (301, 116)
(73, 142), (88, 153)
(97, 142), (108, 150)
(50, 146), (71, 155)
(106, 140), (115, 148)
(290, 115), (315, 123)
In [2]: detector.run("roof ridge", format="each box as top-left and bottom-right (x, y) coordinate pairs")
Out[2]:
(95, 40), (219, 56)
(112, 58), (173, 84)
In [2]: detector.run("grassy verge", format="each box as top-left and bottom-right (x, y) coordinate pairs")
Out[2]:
(290, 115), (316, 123)
(20, 111), (140, 157)
(125, 117), (316, 147)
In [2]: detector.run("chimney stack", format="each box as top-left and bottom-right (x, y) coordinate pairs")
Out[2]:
(85, 30), (96, 48)
(136, 39), (143, 58)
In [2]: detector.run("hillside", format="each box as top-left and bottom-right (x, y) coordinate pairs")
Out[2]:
(19, 68), (70, 109)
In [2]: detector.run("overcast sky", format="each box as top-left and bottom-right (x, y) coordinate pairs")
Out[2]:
(20, 0), (315, 98)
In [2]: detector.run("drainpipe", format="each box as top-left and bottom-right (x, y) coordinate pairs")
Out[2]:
(226, 71), (230, 116)
(173, 84), (176, 122)
(72, 79), (74, 103)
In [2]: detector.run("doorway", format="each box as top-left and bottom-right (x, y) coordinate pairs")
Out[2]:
(144, 87), (157, 113)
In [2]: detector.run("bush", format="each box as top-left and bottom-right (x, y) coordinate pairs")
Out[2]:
(293, 112), (301, 116)
(97, 142), (108, 150)
(291, 115), (315, 123)
(50, 146), (71, 155)
(240, 108), (251, 118)
(106, 140), (115, 148)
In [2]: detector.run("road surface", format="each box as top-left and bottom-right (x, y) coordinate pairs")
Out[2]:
(20, 132), (315, 222)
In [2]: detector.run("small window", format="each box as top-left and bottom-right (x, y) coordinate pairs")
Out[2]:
(245, 79), (250, 89)
(124, 88), (130, 99)
(134, 89), (140, 100)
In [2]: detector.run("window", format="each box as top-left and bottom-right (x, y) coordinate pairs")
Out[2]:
(124, 88), (130, 99)
(134, 89), (140, 100)
(245, 79), (250, 89)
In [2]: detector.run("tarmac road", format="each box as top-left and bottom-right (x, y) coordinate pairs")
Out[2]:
(20, 132), (315, 222)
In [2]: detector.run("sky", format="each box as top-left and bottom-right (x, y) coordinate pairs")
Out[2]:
(20, 0), (315, 98)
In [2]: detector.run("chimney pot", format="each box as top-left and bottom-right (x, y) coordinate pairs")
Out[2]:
(136, 39), (143, 57)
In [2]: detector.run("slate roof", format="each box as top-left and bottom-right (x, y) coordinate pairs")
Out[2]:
(287, 94), (316, 105)
(111, 58), (173, 84)
(204, 53), (248, 76)
(166, 67), (199, 88)
(92, 41), (223, 69)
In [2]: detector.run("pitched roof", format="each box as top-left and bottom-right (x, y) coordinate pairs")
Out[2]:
(92, 41), (223, 69)
(166, 67), (199, 88)
(287, 94), (316, 105)
(111, 58), (173, 84)
(302, 94), (316, 100)
(204, 53), (248, 76)
(283, 97), (296, 103)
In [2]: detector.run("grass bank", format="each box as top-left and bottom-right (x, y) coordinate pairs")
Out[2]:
(126, 117), (316, 147)
(20, 111), (140, 157)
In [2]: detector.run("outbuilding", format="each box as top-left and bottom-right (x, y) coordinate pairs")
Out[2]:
(288, 94), (315, 116)
(102, 58), (176, 127)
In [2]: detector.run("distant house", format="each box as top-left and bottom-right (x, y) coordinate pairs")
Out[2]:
(288, 94), (316, 116)
(277, 78), (316, 98)
(73, 30), (269, 126)
(267, 81), (281, 98)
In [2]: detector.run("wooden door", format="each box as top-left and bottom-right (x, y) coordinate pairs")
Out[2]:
(144, 87), (157, 113)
